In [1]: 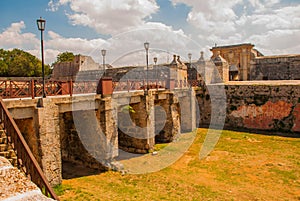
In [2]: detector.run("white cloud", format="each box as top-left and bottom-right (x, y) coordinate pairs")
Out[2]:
(249, 29), (300, 54)
(171, 0), (300, 55)
(49, 0), (159, 35)
(0, 21), (38, 49)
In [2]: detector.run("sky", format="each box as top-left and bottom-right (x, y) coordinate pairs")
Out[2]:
(0, 0), (299, 66)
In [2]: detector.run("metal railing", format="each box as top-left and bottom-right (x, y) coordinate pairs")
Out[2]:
(0, 78), (202, 99)
(0, 99), (59, 200)
(112, 79), (167, 92)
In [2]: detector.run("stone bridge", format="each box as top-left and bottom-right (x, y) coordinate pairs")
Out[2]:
(3, 89), (196, 186)
(3, 80), (300, 186)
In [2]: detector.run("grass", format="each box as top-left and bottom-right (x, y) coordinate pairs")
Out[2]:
(55, 129), (300, 201)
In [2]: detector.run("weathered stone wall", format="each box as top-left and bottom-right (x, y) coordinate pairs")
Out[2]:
(155, 92), (180, 143)
(36, 98), (62, 186)
(117, 94), (156, 154)
(59, 111), (108, 171)
(14, 118), (42, 166)
(250, 55), (300, 80)
(197, 81), (300, 134)
(4, 98), (62, 186)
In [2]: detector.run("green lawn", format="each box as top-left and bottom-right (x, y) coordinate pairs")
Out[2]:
(55, 129), (300, 201)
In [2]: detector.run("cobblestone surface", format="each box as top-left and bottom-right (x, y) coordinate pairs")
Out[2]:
(0, 157), (54, 201)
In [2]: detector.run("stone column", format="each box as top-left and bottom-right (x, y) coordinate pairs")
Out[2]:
(97, 97), (118, 159)
(212, 51), (229, 83)
(178, 89), (196, 132)
(241, 48), (248, 80)
(145, 92), (155, 150)
(36, 98), (61, 186)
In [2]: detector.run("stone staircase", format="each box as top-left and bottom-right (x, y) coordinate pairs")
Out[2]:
(0, 129), (18, 167)
(0, 129), (57, 200)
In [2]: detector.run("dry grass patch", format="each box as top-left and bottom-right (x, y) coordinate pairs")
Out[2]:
(55, 129), (300, 201)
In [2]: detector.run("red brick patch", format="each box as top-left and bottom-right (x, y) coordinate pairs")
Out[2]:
(292, 104), (300, 132)
(230, 101), (292, 130)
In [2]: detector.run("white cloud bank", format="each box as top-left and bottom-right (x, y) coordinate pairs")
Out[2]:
(171, 0), (300, 55)
(0, 0), (299, 65)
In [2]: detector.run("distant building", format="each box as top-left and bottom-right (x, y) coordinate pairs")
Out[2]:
(52, 44), (300, 83)
(210, 43), (263, 81)
(52, 55), (111, 80)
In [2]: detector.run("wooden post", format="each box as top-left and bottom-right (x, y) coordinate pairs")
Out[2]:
(69, 79), (73, 97)
(31, 79), (35, 99)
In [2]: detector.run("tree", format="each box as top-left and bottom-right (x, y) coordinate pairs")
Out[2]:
(52, 51), (75, 66)
(0, 48), (51, 77)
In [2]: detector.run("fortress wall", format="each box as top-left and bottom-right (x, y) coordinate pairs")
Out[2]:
(250, 55), (300, 80)
(197, 81), (300, 134)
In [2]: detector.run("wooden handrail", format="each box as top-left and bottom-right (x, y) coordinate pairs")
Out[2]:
(0, 78), (195, 99)
(0, 99), (59, 200)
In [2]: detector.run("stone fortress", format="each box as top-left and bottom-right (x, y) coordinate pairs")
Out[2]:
(1, 43), (300, 193)
(52, 43), (300, 84)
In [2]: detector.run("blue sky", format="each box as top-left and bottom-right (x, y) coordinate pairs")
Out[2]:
(0, 0), (299, 65)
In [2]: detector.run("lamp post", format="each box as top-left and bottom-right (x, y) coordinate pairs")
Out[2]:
(144, 42), (149, 95)
(153, 57), (157, 65)
(101, 49), (106, 77)
(153, 57), (158, 89)
(37, 17), (46, 98)
(188, 53), (192, 68)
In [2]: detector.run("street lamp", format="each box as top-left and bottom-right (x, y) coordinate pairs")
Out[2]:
(101, 49), (106, 76)
(144, 42), (149, 95)
(153, 57), (157, 65)
(188, 53), (192, 68)
(153, 57), (158, 89)
(37, 17), (46, 98)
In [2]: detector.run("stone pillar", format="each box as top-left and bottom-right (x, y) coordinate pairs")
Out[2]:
(241, 48), (248, 80)
(155, 92), (181, 142)
(36, 98), (61, 186)
(145, 92), (155, 150)
(212, 51), (229, 83)
(178, 89), (196, 132)
(117, 93), (155, 154)
(97, 97), (118, 159)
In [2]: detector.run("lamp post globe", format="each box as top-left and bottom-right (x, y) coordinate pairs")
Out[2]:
(188, 53), (192, 62)
(153, 57), (157, 64)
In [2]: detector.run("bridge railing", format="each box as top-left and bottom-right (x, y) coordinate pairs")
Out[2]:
(112, 79), (167, 92)
(0, 98), (59, 200)
(0, 78), (202, 99)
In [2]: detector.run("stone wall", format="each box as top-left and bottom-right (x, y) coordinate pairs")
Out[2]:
(155, 92), (181, 142)
(117, 95), (154, 154)
(59, 111), (109, 171)
(250, 55), (300, 80)
(197, 81), (300, 134)
(14, 118), (42, 166)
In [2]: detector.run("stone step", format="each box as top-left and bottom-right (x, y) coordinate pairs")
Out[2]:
(0, 157), (55, 201)
(0, 151), (10, 158)
(8, 156), (18, 167)
(0, 130), (6, 138)
(0, 144), (8, 152)
(9, 149), (16, 157)
(0, 136), (7, 144)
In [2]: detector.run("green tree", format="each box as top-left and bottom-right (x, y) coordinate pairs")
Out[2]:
(0, 48), (51, 77)
(52, 51), (75, 66)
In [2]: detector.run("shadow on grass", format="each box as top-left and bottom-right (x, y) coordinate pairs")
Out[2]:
(62, 160), (105, 179)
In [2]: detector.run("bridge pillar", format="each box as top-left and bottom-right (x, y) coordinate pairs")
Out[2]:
(178, 89), (197, 132)
(36, 98), (62, 186)
(97, 97), (118, 159)
(117, 92), (155, 153)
